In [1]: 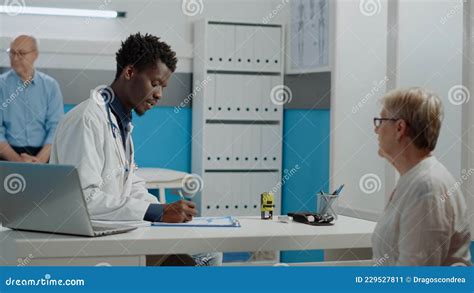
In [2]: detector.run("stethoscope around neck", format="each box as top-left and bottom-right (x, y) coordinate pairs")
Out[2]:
(101, 91), (131, 174)
(105, 99), (119, 139)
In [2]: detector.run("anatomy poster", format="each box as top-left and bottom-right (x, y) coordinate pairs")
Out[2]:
(289, 0), (330, 73)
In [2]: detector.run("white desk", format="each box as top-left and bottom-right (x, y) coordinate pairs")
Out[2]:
(0, 216), (376, 266)
(136, 168), (188, 203)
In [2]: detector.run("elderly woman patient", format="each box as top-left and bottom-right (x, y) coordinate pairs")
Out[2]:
(372, 87), (471, 266)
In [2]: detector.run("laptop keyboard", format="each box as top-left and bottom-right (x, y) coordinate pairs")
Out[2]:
(92, 224), (136, 236)
(92, 225), (119, 231)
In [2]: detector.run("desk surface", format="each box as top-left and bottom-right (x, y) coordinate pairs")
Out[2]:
(0, 216), (376, 261)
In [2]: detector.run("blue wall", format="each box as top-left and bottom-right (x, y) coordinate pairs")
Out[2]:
(280, 110), (330, 263)
(131, 108), (192, 172)
(65, 104), (192, 172)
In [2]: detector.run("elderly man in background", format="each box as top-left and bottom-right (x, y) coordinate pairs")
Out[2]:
(0, 35), (64, 163)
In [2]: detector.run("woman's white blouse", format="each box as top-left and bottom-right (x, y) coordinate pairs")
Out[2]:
(372, 156), (472, 266)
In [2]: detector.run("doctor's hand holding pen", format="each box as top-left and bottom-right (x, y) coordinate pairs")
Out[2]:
(162, 200), (197, 223)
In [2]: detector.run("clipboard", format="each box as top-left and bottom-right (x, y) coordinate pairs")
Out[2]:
(152, 216), (241, 228)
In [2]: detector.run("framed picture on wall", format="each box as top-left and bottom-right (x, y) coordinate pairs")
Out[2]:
(286, 0), (333, 74)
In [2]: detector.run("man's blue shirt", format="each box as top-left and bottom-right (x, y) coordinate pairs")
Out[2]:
(0, 69), (64, 147)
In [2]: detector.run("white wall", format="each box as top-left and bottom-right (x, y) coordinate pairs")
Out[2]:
(462, 0), (474, 240)
(331, 0), (389, 221)
(332, 0), (464, 221)
(397, 0), (467, 234)
(0, 0), (290, 72)
(397, 0), (463, 178)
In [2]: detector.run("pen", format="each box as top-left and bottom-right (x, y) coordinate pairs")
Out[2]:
(334, 184), (345, 195)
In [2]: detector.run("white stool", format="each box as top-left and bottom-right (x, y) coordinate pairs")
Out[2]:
(136, 168), (188, 203)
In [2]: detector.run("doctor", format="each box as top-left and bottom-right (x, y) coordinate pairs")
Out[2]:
(50, 33), (196, 222)
(50, 33), (221, 266)
(50, 32), (192, 222)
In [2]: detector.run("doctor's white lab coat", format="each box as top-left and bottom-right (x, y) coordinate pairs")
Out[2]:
(50, 89), (159, 221)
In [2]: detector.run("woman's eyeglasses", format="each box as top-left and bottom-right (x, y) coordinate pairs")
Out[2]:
(373, 117), (399, 128)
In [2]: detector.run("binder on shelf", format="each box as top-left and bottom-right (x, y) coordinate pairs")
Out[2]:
(239, 124), (251, 170)
(214, 25), (227, 70)
(245, 74), (261, 120)
(253, 26), (266, 72)
(258, 75), (267, 120)
(203, 125), (215, 169)
(216, 172), (229, 216)
(270, 75), (284, 120)
(211, 125), (223, 170)
(241, 75), (252, 120)
(222, 25), (236, 70)
(268, 27), (282, 72)
(206, 24), (219, 69)
(221, 172), (233, 217)
(235, 172), (243, 216)
(231, 172), (241, 215)
(223, 74), (235, 119)
(230, 124), (243, 169)
(205, 172), (219, 216)
(204, 73), (216, 118)
(227, 124), (236, 169)
(215, 125), (225, 169)
(240, 172), (252, 216)
(228, 74), (243, 120)
(214, 74), (226, 119)
(260, 124), (271, 169)
(201, 173), (212, 216)
(249, 171), (261, 215)
(223, 124), (234, 168)
(267, 124), (282, 168)
(249, 125), (262, 170)
(260, 75), (272, 120)
(235, 25), (255, 71)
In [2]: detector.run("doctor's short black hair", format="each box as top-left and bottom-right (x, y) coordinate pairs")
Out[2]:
(115, 32), (177, 80)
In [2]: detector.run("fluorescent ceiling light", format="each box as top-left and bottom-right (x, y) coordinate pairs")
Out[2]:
(0, 6), (126, 18)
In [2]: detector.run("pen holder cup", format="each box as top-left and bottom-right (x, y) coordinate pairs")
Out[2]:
(316, 193), (338, 220)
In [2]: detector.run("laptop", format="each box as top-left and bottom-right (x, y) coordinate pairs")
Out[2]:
(0, 162), (137, 237)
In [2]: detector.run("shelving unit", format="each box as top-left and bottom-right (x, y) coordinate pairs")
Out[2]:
(192, 20), (284, 221)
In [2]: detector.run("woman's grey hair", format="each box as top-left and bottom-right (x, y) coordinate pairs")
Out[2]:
(381, 87), (444, 151)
